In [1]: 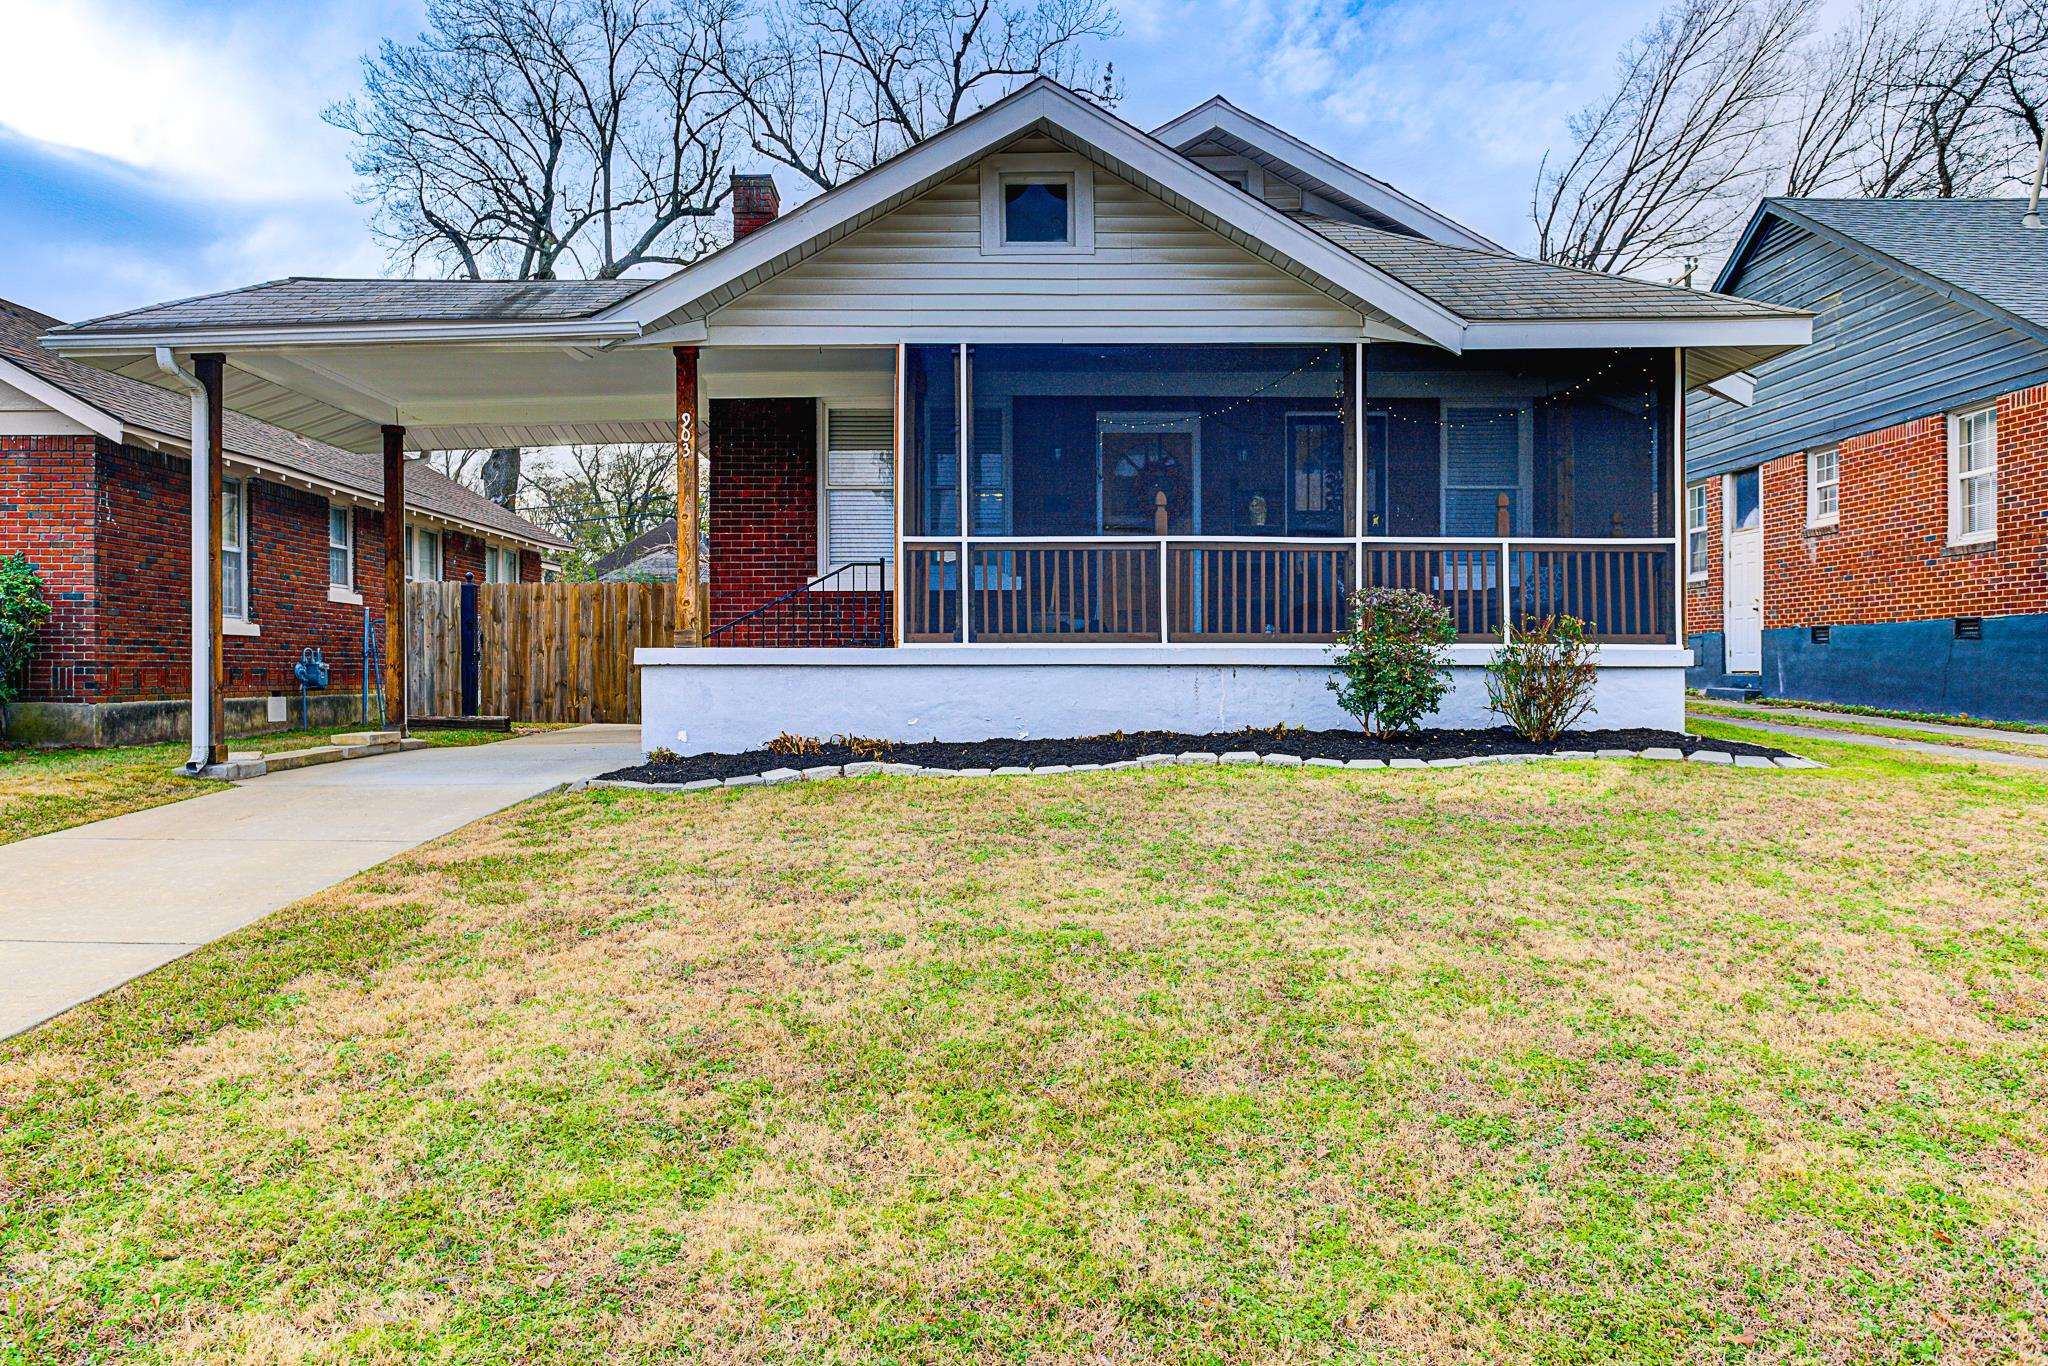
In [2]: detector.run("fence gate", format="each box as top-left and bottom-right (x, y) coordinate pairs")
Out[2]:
(406, 581), (686, 723)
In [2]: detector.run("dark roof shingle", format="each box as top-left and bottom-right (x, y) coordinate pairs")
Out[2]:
(1, 298), (567, 550)
(1294, 215), (1804, 322)
(50, 277), (652, 336)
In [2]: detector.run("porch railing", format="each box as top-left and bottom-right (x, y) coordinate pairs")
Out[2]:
(902, 538), (1675, 646)
(705, 559), (889, 647)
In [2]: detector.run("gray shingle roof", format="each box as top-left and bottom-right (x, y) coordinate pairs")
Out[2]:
(51, 277), (652, 335)
(1, 298), (568, 550)
(1763, 198), (2048, 329)
(1294, 214), (1804, 322)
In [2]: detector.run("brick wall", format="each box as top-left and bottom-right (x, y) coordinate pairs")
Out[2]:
(0, 435), (98, 700)
(706, 397), (889, 646)
(1686, 383), (2048, 635)
(2, 434), (544, 704)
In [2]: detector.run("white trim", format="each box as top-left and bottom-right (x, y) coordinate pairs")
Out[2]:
(1704, 370), (1755, 406)
(814, 399), (898, 590)
(602, 78), (1468, 349)
(1189, 153), (1265, 198)
(326, 499), (355, 589)
(1684, 480), (1710, 582)
(326, 584), (364, 606)
(220, 476), (250, 622)
(0, 354), (123, 441)
(1804, 446), (1839, 529)
(222, 618), (262, 638)
(1946, 404), (1998, 546)
(1150, 97), (1505, 253)
(638, 642), (1693, 668)
(977, 154), (1095, 255)
(1459, 316), (1811, 351)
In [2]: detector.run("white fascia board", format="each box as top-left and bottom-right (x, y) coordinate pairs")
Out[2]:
(1151, 97), (1506, 253)
(1459, 315), (1812, 351)
(1704, 371), (1756, 406)
(0, 356), (122, 442)
(607, 79), (1467, 350)
(43, 317), (642, 357)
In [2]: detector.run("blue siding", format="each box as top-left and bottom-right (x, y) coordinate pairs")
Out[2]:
(1687, 214), (2048, 480)
(1688, 614), (2048, 723)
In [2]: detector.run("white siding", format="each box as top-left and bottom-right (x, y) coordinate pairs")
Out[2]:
(0, 375), (96, 436)
(704, 151), (1365, 344)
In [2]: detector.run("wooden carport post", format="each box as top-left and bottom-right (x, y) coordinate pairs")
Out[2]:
(674, 345), (702, 643)
(383, 424), (408, 736)
(194, 353), (227, 767)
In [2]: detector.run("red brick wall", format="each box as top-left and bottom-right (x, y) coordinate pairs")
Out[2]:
(0, 435), (98, 700)
(706, 397), (889, 647)
(1686, 384), (2048, 635)
(2, 435), (545, 703)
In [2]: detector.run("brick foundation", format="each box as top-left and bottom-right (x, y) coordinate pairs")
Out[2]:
(706, 398), (889, 647)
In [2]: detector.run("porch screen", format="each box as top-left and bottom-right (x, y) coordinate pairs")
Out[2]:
(825, 408), (895, 571)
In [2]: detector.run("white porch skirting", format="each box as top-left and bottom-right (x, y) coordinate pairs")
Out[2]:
(635, 645), (1691, 755)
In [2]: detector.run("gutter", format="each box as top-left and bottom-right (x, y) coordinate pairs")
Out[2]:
(153, 347), (215, 775)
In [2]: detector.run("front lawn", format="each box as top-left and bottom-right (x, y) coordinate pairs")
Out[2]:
(4, 728), (2044, 1361)
(0, 725), (535, 847)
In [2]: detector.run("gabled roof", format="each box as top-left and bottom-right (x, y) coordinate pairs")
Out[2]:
(589, 517), (681, 581)
(1, 299), (568, 550)
(61, 278), (651, 336)
(1718, 198), (2048, 344)
(1151, 96), (1506, 253)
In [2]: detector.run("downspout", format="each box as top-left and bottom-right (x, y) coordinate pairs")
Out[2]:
(154, 347), (214, 773)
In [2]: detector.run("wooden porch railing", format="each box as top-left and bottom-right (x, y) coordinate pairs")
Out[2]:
(970, 542), (1159, 641)
(1167, 542), (1351, 641)
(1360, 542), (1504, 642)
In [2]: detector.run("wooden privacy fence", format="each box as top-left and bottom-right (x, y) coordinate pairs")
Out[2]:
(406, 581), (691, 723)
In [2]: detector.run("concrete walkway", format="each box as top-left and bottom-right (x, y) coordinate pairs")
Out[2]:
(1689, 707), (2048, 771)
(1702, 701), (2048, 749)
(0, 724), (640, 1040)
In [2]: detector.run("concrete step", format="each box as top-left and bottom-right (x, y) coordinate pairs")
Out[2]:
(1700, 685), (1762, 702)
(206, 735), (425, 781)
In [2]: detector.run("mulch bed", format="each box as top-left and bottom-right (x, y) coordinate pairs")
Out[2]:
(602, 727), (1793, 785)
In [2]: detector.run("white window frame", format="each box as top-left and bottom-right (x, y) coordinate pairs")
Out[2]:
(1685, 481), (1710, 581)
(1191, 154), (1265, 198)
(816, 402), (896, 590)
(406, 525), (442, 582)
(1947, 404), (1997, 546)
(483, 544), (519, 584)
(327, 501), (354, 588)
(221, 477), (250, 622)
(1805, 447), (1839, 529)
(978, 155), (1095, 256)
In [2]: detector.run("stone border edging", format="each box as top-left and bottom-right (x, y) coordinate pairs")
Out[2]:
(579, 747), (1822, 793)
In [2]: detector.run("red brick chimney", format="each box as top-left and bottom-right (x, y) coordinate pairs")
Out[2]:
(731, 173), (780, 240)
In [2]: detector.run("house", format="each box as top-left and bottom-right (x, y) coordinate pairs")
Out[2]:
(1687, 199), (2048, 723)
(0, 297), (566, 746)
(40, 81), (1807, 762)
(590, 519), (681, 582)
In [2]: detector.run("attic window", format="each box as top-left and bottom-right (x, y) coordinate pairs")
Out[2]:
(979, 157), (1094, 254)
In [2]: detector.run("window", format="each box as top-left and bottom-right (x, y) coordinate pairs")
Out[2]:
(405, 526), (441, 581)
(221, 479), (248, 619)
(1948, 405), (1997, 544)
(821, 407), (895, 585)
(327, 503), (353, 587)
(1806, 447), (1839, 527)
(1440, 404), (1532, 536)
(1728, 467), (1761, 532)
(484, 546), (518, 583)
(1686, 482), (1710, 579)
(979, 158), (1093, 254)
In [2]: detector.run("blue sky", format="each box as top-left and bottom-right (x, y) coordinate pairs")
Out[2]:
(1, 0), (1666, 322)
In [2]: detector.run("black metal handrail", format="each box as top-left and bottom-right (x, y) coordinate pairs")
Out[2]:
(705, 559), (889, 647)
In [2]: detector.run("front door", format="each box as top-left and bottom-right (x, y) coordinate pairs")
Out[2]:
(1098, 414), (1198, 533)
(1723, 468), (1763, 673)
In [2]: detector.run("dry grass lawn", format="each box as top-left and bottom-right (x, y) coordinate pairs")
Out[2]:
(3, 723), (2045, 1362)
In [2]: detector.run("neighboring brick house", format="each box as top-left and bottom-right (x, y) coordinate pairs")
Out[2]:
(0, 298), (567, 744)
(1687, 199), (2048, 722)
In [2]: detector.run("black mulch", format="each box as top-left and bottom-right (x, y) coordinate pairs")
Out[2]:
(601, 726), (1792, 785)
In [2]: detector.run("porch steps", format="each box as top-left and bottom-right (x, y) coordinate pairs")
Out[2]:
(1700, 684), (1763, 703)
(203, 733), (426, 781)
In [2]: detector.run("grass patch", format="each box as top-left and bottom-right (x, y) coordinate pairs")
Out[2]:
(1696, 693), (2048, 736)
(1689, 702), (2048, 759)
(0, 725), (541, 847)
(4, 732), (2046, 1360)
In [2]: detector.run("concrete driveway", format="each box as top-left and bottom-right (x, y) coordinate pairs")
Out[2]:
(0, 724), (640, 1040)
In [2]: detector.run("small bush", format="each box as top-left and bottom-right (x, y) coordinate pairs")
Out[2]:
(1487, 615), (1599, 742)
(1329, 587), (1456, 737)
(834, 734), (894, 761)
(767, 732), (825, 756)
(645, 746), (682, 765)
(0, 553), (51, 706)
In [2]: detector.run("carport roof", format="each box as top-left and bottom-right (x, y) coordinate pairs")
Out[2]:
(58, 277), (653, 335)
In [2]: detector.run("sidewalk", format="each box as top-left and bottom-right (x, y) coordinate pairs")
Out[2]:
(1690, 704), (2048, 771)
(0, 724), (640, 1039)
(1707, 702), (2048, 749)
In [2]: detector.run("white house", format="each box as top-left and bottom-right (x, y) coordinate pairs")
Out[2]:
(43, 80), (1809, 759)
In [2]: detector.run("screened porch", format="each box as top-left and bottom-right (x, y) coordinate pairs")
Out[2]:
(889, 342), (1680, 648)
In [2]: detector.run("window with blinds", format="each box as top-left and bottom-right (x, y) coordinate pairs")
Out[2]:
(1441, 404), (1530, 536)
(823, 408), (894, 584)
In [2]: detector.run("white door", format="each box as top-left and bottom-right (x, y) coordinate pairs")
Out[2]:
(1723, 468), (1763, 673)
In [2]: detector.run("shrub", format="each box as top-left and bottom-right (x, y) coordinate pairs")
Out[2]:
(1328, 586), (1456, 737)
(1486, 615), (1599, 742)
(767, 731), (825, 756)
(0, 553), (51, 706)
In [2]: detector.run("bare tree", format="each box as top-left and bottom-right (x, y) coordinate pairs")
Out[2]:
(1533, 0), (1816, 276)
(327, 0), (739, 504)
(1782, 0), (1916, 194)
(520, 443), (680, 576)
(425, 449), (490, 491)
(701, 0), (1120, 191)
